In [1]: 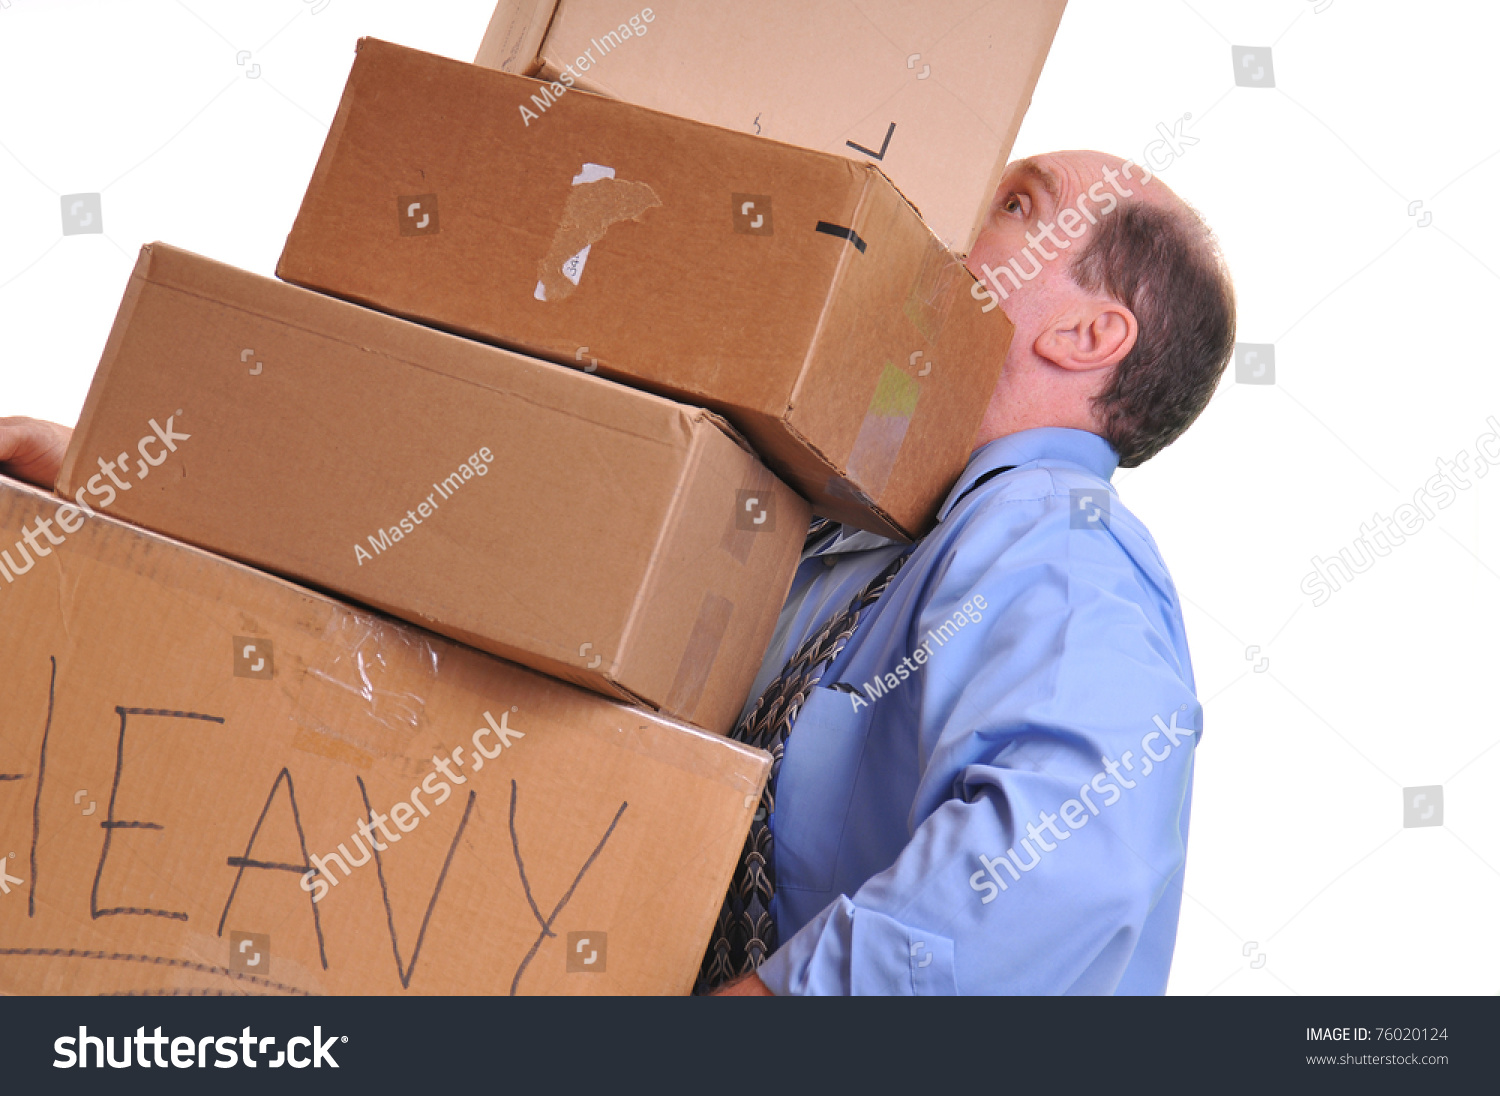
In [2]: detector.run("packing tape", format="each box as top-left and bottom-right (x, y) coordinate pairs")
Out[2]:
(903, 243), (964, 344)
(663, 591), (735, 721)
(292, 613), (440, 766)
(845, 361), (919, 499)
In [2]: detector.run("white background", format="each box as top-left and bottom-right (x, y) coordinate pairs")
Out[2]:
(1, 0), (1496, 995)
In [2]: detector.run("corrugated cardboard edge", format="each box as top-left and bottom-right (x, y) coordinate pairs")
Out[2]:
(958, 1), (1070, 256)
(614, 404), (709, 699)
(474, 0), (559, 72)
(276, 40), (367, 286)
(782, 156), (874, 447)
(56, 246), (156, 500)
(781, 162), (921, 541)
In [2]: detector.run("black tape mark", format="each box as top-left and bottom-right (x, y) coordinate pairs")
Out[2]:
(508, 780), (628, 996)
(0, 774), (25, 780)
(28, 656), (56, 918)
(359, 776), (476, 991)
(217, 767), (328, 971)
(815, 221), (868, 254)
(0, 947), (313, 995)
(845, 121), (895, 161)
(90, 706), (226, 923)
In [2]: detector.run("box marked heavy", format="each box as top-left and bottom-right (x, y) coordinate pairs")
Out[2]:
(0, 475), (769, 996)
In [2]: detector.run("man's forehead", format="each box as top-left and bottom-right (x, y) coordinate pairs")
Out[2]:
(1002, 156), (1063, 198)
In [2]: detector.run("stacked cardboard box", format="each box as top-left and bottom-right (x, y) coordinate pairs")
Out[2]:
(9, 4), (1056, 995)
(56, 243), (806, 737)
(475, 0), (1069, 254)
(0, 476), (768, 995)
(277, 38), (1017, 539)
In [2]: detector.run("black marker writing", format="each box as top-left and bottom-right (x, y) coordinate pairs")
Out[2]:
(27, 655), (56, 918)
(358, 776), (476, 990)
(90, 706), (224, 922)
(219, 767), (328, 970)
(508, 779), (627, 995)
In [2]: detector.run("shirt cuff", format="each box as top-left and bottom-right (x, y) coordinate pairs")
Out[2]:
(757, 895), (959, 996)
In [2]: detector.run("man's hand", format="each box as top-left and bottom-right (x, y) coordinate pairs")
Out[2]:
(0, 417), (72, 489)
(710, 972), (773, 996)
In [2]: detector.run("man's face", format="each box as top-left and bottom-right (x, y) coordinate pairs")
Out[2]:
(964, 151), (1154, 348)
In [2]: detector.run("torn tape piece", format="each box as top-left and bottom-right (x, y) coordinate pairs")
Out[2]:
(535, 163), (661, 302)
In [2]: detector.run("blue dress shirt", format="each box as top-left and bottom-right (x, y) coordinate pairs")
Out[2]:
(752, 427), (1200, 996)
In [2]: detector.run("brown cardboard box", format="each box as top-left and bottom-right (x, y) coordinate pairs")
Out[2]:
(277, 38), (1014, 541)
(0, 475), (768, 995)
(475, 0), (1068, 253)
(56, 243), (808, 736)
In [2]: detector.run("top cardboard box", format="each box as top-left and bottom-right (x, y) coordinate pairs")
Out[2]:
(277, 38), (1014, 540)
(475, 0), (1068, 254)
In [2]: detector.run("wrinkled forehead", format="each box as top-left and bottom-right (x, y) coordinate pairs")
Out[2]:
(1002, 156), (1065, 202)
(1004, 150), (1177, 210)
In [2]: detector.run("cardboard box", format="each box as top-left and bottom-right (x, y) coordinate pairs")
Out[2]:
(57, 243), (808, 736)
(0, 475), (768, 995)
(277, 38), (1014, 540)
(475, 0), (1068, 253)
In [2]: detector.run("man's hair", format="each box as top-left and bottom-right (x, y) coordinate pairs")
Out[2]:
(1069, 199), (1236, 467)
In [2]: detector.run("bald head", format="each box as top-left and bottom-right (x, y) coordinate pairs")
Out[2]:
(965, 150), (1235, 466)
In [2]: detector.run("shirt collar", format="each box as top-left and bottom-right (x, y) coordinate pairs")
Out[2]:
(935, 427), (1119, 524)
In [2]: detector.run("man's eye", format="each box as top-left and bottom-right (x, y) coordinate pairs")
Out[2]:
(1001, 193), (1026, 215)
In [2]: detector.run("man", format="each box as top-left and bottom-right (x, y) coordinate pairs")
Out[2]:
(702, 150), (1235, 995)
(0, 150), (1233, 996)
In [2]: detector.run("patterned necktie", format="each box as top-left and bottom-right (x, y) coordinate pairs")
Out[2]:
(693, 467), (1016, 994)
(694, 517), (910, 994)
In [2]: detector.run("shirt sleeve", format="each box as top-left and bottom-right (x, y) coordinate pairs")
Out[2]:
(756, 475), (1200, 995)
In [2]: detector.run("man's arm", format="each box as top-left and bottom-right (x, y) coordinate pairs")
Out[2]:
(0, 417), (72, 489)
(757, 482), (1199, 995)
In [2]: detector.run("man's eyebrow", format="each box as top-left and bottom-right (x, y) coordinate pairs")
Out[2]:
(1004, 159), (1062, 205)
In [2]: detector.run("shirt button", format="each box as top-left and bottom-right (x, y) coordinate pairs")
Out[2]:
(822, 555), (838, 567)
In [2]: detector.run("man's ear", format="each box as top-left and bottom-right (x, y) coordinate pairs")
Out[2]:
(1033, 300), (1137, 373)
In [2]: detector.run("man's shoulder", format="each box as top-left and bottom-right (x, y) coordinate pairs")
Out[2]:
(933, 459), (1174, 597)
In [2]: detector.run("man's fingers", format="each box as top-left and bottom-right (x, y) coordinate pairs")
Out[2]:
(0, 416), (73, 489)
